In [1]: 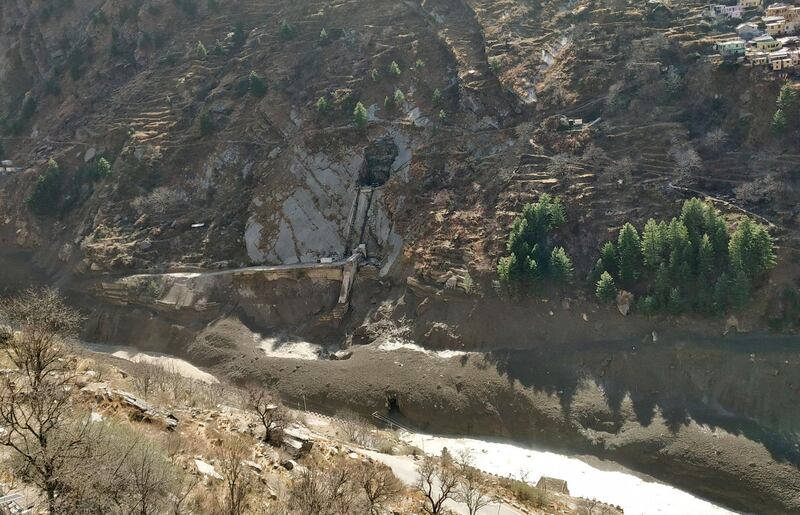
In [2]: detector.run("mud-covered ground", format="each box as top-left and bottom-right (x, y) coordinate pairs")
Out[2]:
(173, 316), (800, 514)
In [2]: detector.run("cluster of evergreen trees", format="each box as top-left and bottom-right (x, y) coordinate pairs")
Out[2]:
(594, 199), (776, 314)
(497, 194), (574, 286)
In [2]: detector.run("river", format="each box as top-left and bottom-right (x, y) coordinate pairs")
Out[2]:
(400, 432), (737, 515)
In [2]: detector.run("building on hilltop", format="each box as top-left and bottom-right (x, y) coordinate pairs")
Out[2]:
(739, 0), (762, 7)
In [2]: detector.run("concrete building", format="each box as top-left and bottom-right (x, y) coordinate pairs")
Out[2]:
(737, 22), (763, 39)
(739, 0), (762, 7)
(769, 49), (793, 69)
(716, 38), (748, 56)
(707, 4), (745, 17)
(753, 34), (783, 51)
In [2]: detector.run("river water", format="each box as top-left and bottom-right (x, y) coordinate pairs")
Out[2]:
(400, 433), (737, 515)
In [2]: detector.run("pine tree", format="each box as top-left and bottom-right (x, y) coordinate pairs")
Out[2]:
(697, 234), (714, 279)
(393, 89), (405, 106)
(389, 61), (401, 76)
(729, 218), (776, 280)
(600, 241), (618, 277)
(641, 219), (667, 270)
(280, 20), (295, 40)
(319, 28), (329, 45)
(195, 41), (208, 59)
(772, 108), (788, 133)
(353, 102), (368, 128)
(316, 96), (328, 113)
(713, 272), (730, 313)
(617, 223), (642, 287)
(776, 83), (797, 112)
(596, 271), (617, 302)
(549, 247), (573, 283)
(232, 22), (246, 46)
(498, 254), (519, 283)
(432, 88), (442, 105)
(704, 207), (730, 266)
(249, 71), (267, 97)
(668, 287), (683, 314)
(654, 263), (671, 307)
(731, 265), (751, 308)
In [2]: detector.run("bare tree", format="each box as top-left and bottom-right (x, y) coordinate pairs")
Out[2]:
(290, 458), (365, 515)
(606, 156), (634, 184)
(0, 288), (86, 513)
(130, 361), (167, 401)
(0, 287), (83, 388)
(702, 128), (728, 155)
(336, 409), (374, 447)
(669, 141), (701, 179)
(215, 434), (254, 515)
(352, 460), (403, 514)
(546, 153), (576, 177)
(415, 453), (459, 514)
(455, 451), (491, 515)
(247, 386), (288, 443)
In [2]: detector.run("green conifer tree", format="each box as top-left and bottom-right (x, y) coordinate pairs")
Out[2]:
(596, 271), (617, 302)
(353, 102), (368, 128)
(617, 223), (642, 286)
(549, 247), (574, 283)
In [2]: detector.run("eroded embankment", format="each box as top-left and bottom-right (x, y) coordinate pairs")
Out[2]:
(185, 330), (800, 515)
(68, 264), (800, 514)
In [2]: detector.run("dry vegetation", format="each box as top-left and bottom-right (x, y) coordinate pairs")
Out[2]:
(0, 288), (605, 514)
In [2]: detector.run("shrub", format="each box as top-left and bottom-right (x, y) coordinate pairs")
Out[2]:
(90, 157), (112, 180)
(370, 68), (380, 81)
(393, 88), (405, 106)
(195, 41), (207, 59)
(249, 71), (267, 97)
(199, 111), (214, 135)
(232, 22), (246, 46)
(772, 108), (787, 133)
(27, 159), (62, 215)
(319, 28), (329, 45)
(280, 20), (295, 40)
(353, 101), (368, 128)
(388, 60), (401, 76)
(316, 96), (329, 113)
(488, 56), (501, 74)
(415, 58), (425, 69)
(432, 88), (442, 105)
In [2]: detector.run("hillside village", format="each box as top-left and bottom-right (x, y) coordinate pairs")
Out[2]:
(713, 0), (800, 70)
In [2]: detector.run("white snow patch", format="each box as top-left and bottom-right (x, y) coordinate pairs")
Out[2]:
(400, 433), (735, 515)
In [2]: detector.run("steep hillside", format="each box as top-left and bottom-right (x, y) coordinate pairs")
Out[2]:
(1, 0), (798, 332)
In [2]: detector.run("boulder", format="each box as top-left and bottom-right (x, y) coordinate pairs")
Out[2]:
(616, 290), (634, 316)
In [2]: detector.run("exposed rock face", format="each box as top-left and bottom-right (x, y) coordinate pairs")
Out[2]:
(358, 137), (399, 186)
